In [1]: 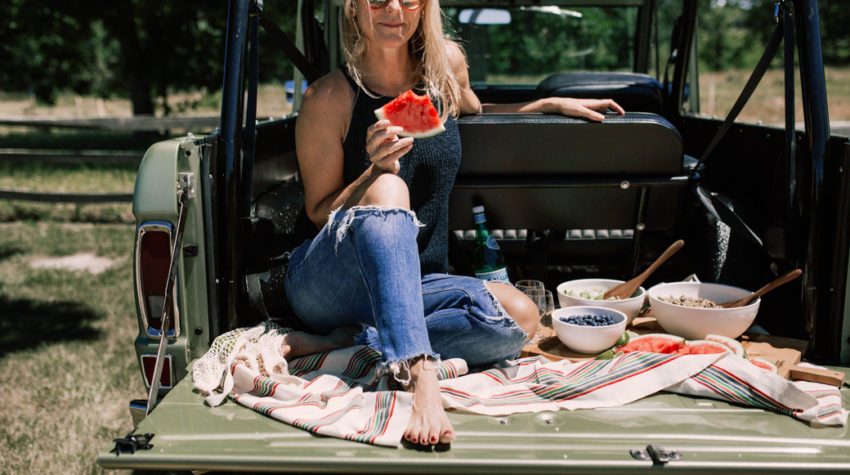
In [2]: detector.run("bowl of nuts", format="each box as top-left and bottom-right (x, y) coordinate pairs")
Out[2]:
(552, 306), (628, 354)
(647, 281), (760, 340)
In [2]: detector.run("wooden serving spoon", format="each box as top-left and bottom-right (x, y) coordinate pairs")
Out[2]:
(721, 268), (802, 308)
(604, 239), (685, 300)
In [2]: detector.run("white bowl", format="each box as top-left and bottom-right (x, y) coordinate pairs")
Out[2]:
(556, 278), (646, 324)
(647, 282), (760, 340)
(552, 306), (628, 354)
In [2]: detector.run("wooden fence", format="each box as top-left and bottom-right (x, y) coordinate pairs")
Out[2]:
(0, 114), (221, 132)
(0, 114), (220, 203)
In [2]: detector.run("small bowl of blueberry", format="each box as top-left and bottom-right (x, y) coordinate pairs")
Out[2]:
(552, 306), (628, 354)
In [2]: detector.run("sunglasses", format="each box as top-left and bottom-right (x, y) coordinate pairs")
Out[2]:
(366, 0), (422, 11)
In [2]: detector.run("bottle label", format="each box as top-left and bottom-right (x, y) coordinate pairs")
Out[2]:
(475, 267), (510, 283)
(486, 235), (500, 250)
(474, 213), (486, 225)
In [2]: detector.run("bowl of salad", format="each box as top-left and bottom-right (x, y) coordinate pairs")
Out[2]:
(556, 278), (646, 325)
(646, 281), (760, 339)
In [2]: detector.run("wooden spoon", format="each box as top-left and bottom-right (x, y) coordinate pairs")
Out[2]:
(604, 239), (684, 300)
(721, 268), (802, 308)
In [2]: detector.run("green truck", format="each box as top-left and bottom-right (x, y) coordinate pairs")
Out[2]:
(99, 0), (850, 472)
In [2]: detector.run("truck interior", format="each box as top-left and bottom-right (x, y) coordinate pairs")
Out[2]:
(235, 0), (847, 365)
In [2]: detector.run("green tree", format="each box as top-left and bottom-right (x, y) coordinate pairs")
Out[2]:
(741, 0), (849, 67)
(814, 0), (849, 66)
(0, 0), (297, 115)
(0, 1), (106, 105)
(697, 0), (754, 72)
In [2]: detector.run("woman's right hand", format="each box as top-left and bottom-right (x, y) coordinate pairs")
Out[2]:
(365, 120), (414, 174)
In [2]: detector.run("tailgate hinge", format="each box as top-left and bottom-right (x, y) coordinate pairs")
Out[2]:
(110, 431), (154, 455)
(630, 444), (682, 464)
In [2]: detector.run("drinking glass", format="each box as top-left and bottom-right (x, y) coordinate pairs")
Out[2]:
(523, 288), (555, 342)
(515, 279), (544, 294)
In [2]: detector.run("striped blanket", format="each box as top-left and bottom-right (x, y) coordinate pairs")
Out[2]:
(194, 325), (847, 447)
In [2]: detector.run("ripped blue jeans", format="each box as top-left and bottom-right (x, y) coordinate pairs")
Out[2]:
(284, 206), (528, 373)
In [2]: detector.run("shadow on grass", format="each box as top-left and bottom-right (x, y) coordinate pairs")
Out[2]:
(0, 240), (25, 261)
(0, 296), (102, 357)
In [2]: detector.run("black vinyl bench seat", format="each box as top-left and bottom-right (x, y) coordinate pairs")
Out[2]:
(450, 112), (688, 279)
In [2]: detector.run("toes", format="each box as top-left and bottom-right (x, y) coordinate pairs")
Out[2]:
(440, 429), (455, 444)
(418, 423), (432, 446)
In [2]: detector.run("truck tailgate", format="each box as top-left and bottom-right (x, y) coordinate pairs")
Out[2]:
(98, 364), (850, 473)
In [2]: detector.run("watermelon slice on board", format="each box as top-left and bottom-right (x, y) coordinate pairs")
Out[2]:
(675, 340), (731, 355)
(748, 357), (779, 373)
(617, 333), (685, 354)
(374, 90), (446, 138)
(704, 334), (747, 358)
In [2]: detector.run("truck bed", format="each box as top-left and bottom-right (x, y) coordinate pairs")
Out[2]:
(98, 363), (850, 473)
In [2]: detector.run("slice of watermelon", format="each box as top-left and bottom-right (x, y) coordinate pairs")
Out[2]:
(748, 357), (778, 374)
(704, 334), (747, 358)
(617, 333), (685, 354)
(676, 340), (731, 355)
(374, 90), (446, 138)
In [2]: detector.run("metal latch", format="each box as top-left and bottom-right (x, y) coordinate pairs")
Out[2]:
(178, 172), (195, 200)
(630, 444), (682, 464)
(110, 432), (154, 455)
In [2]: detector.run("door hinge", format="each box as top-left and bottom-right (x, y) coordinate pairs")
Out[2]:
(110, 431), (154, 455)
(630, 444), (682, 464)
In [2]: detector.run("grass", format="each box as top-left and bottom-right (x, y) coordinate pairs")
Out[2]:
(692, 67), (850, 125)
(0, 161), (138, 193)
(0, 221), (141, 475)
(0, 130), (161, 151)
(0, 161), (136, 223)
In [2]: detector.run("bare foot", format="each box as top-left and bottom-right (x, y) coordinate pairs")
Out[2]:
(282, 326), (358, 359)
(402, 357), (455, 446)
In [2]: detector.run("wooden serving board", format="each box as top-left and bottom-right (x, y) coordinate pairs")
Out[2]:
(522, 316), (845, 386)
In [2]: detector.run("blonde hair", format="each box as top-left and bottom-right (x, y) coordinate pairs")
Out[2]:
(340, 0), (461, 120)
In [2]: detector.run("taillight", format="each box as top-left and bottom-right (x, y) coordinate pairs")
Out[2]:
(141, 353), (174, 389)
(135, 222), (180, 338)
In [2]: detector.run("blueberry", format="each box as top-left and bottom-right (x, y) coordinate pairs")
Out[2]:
(562, 313), (620, 327)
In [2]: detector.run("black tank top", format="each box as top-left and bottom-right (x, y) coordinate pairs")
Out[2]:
(340, 66), (461, 275)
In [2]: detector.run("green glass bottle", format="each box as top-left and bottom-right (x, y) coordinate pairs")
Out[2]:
(472, 205), (510, 283)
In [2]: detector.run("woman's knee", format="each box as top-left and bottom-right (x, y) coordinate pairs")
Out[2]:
(486, 282), (539, 340)
(360, 172), (410, 208)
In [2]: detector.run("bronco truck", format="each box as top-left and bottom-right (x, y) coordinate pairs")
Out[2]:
(99, 0), (850, 472)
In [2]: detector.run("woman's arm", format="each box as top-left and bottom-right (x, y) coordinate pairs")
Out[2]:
(447, 41), (625, 121)
(482, 97), (625, 121)
(295, 71), (413, 229)
(448, 42), (483, 115)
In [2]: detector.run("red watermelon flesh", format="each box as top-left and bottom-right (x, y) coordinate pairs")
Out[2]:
(749, 357), (778, 373)
(374, 90), (446, 138)
(675, 341), (730, 355)
(618, 336), (684, 354)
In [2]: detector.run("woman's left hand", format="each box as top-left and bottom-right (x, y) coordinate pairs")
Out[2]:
(480, 96), (626, 120)
(538, 97), (626, 121)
